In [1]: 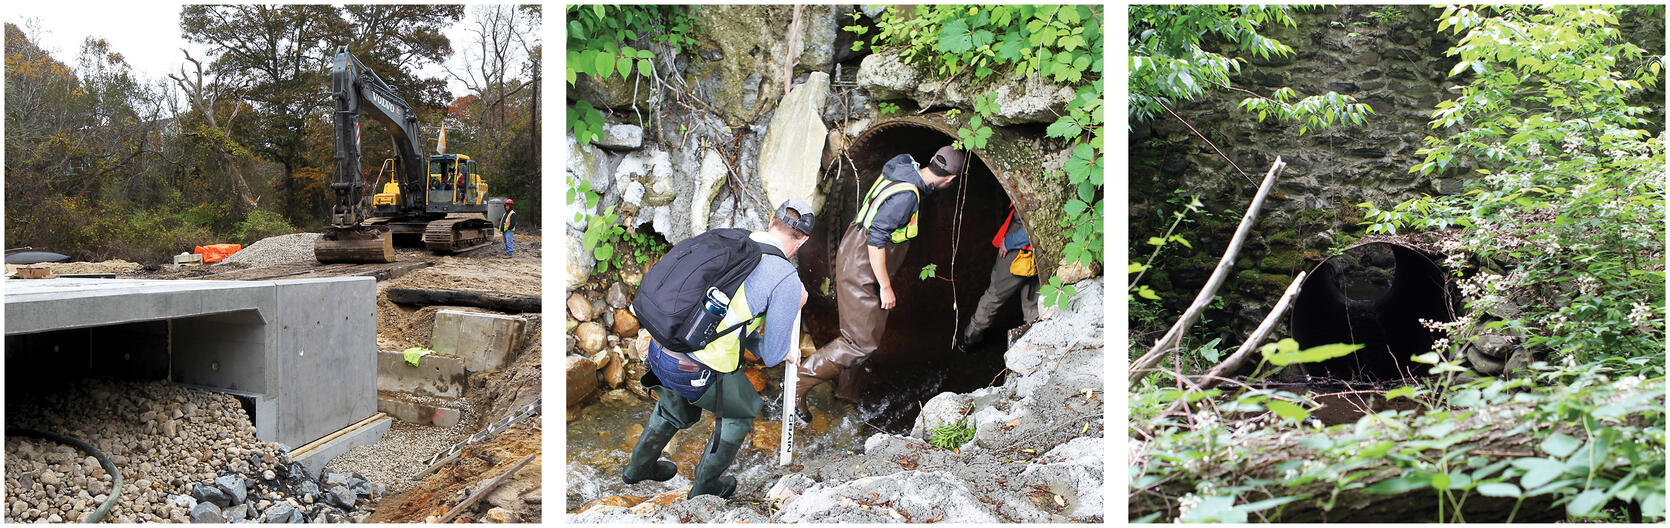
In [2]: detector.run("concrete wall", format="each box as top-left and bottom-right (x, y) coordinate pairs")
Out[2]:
(4, 277), (377, 448)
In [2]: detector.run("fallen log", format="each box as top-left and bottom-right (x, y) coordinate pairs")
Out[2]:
(1132, 157), (1286, 383)
(386, 287), (541, 313)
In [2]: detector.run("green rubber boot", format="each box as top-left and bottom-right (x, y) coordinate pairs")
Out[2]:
(621, 420), (679, 485)
(687, 438), (743, 499)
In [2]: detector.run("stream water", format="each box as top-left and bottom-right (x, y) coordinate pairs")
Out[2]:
(565, 369), (873, 511)
(566, 343), (1009, 512)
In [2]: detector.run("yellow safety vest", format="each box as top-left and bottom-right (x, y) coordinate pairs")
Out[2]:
(501, 210), (516, 232)
(854, 177), (920, 244)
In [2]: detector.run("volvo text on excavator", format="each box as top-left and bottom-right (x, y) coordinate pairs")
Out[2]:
(315, 46), (500, 263)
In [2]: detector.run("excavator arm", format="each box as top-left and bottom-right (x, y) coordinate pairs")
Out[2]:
(317, 46), (427, 263)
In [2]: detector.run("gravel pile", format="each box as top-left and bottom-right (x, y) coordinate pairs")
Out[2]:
(219, 233), (322, 267)
(325, 397), (479, 491)
(4, 379), (380, 523)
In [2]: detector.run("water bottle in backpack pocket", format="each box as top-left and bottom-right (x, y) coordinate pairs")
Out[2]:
(681, 287), (732, 347)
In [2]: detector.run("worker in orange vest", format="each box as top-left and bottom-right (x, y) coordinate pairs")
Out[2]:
(958, 203), (1038, 353)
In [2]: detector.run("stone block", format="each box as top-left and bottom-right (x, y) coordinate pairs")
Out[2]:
(377, 396), (462, 428)
(431, 310), (525, 373)
(376, 351), (467, 398)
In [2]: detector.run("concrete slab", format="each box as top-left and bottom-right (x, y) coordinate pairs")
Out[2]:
(291, 415), (392, 477)
(431, 310), (525, 372)
(3, 277), (378, 449)
(378, 395), (463, 428)
(376, 350), (467, 398)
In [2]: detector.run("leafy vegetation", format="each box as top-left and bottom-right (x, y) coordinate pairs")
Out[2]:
(5, 7), (540, 263)
(1130, 5), (1665, 523)
(564, 5), (698, 146)
(928, 418), (976, 450)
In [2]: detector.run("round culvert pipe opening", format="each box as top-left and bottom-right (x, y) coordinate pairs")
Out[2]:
(797, 117), (1028, 430)
(1291, 242), (1459, 381)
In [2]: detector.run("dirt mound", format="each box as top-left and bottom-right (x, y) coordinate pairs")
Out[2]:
(367, 421), (542, 523)
(5, 260), (144, 276)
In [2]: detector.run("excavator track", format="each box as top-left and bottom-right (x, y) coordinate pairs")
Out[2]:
(422, 216), (495, 254)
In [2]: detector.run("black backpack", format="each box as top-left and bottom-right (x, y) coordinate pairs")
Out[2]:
(632, 228), (785, 354)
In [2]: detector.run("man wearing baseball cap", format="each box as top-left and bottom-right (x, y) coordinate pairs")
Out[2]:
(621, 200), (813, 499)
(794, 145), (966, 422)
(499, 199), (516, 257)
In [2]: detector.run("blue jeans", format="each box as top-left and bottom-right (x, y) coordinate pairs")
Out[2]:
(502, 231), (513, 255)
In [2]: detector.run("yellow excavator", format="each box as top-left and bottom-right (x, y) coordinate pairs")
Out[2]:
(315, 46), (499, 263)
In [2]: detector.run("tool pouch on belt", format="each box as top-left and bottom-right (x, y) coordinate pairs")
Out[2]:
(1010, 249), (1037, 277)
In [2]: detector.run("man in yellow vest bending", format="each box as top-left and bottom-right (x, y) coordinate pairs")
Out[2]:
(793, 145), (966, 422)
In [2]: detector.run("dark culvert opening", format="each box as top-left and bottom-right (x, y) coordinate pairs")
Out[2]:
(1291, 242), (1459, 382)
(799, 120), (1025, 432)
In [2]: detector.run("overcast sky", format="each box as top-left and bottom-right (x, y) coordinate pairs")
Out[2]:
(7, 3), (481, 98)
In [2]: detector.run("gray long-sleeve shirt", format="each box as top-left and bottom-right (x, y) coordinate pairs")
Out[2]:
(741, 232), (804, 367)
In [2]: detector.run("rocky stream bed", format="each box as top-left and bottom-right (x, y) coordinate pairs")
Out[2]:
(568, 278), (1106, 523)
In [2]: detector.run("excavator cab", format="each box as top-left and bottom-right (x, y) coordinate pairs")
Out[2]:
(427, 154), (486, 206)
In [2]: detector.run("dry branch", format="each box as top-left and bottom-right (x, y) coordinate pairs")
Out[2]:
(435, 453), (536, 523)
(1197, 271), (1306, 390)
(1131, 157), (1287, 383)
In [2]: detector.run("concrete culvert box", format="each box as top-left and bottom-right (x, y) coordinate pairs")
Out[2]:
(797, 113), (1061, 428)
(4, 277), (381, 451)
(1291, 242), (1460, 381)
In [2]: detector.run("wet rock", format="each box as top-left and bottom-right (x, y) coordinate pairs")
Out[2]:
(567, 355), (600, 408)
(607, 282), (631, 308)
(743, 367), (767, 393)
(190, 501), (224, 523)
(576, 322), (609, 354)
(568, 293), (595, 322)
(603, 351), (627, 388)
(612, 309), (640, 336)
(631, 330), (652, 361)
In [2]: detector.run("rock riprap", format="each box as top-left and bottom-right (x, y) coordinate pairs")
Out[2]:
(4, 379), (379, 523)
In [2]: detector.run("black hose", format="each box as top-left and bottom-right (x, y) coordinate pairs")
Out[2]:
(8, 429), (122, 523)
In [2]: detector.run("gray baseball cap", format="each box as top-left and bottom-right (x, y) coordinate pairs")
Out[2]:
(928, 145), (967, 176)
(776, 199), (816, 235)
